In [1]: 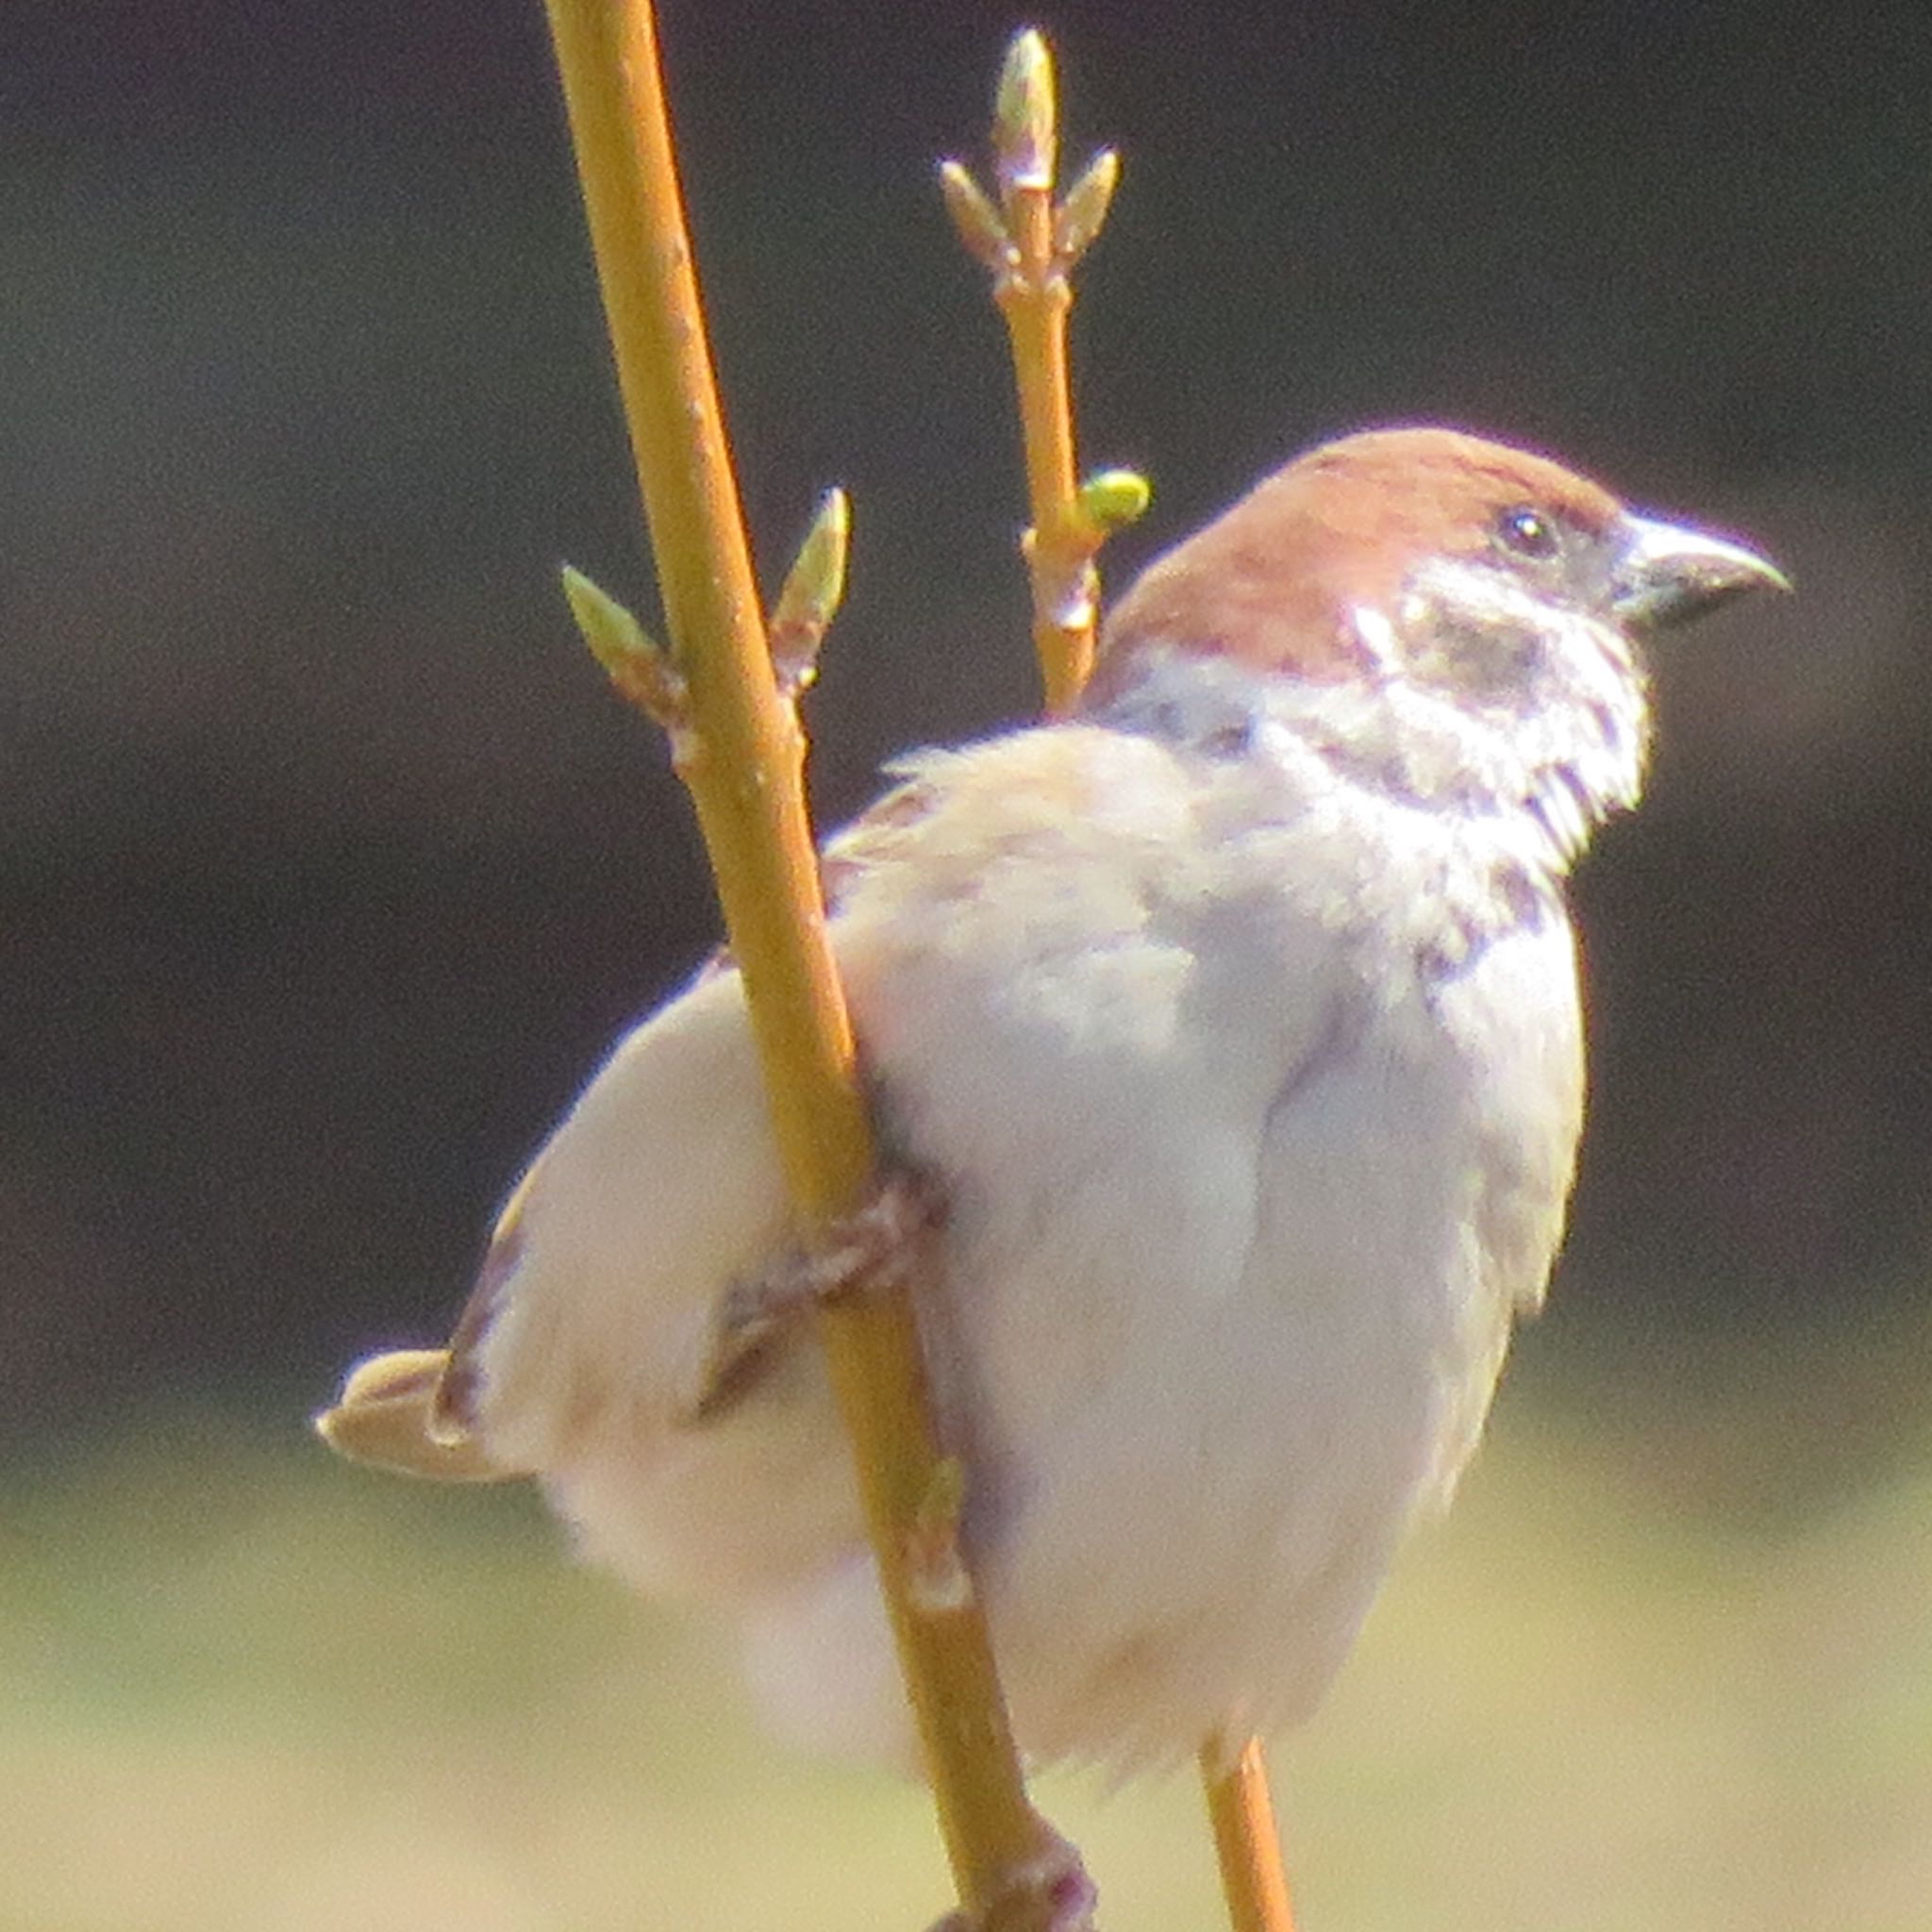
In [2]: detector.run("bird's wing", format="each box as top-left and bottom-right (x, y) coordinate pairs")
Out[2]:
(436, 959), (797, 1464)
(434, 758), (965, 1454)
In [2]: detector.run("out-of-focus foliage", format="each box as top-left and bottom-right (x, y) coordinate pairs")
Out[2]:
(7, 1316), (1929, 1931)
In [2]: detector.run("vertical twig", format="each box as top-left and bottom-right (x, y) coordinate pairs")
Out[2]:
(538, 2), (1081, 1924)
(1204, 1740), (1300, 1932)
(945, 32), (1296, 1932)
(941, 30), (1144, 713)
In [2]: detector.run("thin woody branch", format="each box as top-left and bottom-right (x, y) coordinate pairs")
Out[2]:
(1204, 1739), (1300, 1932)
(535, 2), (1081, 1925)
(941, 29), (1146, 714)
(944, 32), (1293, 1932)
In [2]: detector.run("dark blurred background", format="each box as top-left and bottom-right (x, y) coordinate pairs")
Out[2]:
(6, 0), (1930, 1440)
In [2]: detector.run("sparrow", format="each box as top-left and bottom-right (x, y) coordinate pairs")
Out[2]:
(322, 426), (1785, 1775)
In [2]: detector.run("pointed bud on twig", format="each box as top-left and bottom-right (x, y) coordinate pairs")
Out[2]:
(939, 159), (1015, 275)
(1076, 466), (1152, 536)
(768, 488), (850, 699)
(561, 564), (662, 673)
(993, 27), (1057, 198)
(1053, 148), (1119, 268)
(561, 564), (691, 740)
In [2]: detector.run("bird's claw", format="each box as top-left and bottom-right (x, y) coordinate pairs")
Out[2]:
(806, 1163), (950, 1304)
(680, 1166), (948, 1423)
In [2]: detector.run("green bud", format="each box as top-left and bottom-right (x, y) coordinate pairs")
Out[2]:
(994, 28), (1057, 196)
(1053, 148), (1120, 266)
(769, 489), (851, 698)
(939, 159), (1014, 274)
(561, 565), (660, 674)
(1077, 467), (1153, 534)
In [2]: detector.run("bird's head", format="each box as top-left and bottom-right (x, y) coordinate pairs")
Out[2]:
(1092, 426), (1788, 858)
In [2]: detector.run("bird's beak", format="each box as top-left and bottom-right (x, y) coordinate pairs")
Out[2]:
(1611, 514), (1791, 629)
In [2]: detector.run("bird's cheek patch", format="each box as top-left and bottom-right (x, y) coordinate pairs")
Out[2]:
(1394, 585), (1552, 705)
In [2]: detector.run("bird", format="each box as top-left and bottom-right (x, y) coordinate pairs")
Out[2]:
(321, 426), (1785, 1776)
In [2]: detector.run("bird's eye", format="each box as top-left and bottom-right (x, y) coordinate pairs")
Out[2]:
(1495, 506), (1560, 559)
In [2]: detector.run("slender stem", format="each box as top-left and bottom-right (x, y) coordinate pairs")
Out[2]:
(994, 187), (1090, 712)
(541, 0), (858, 1199)
(539, 0), (1059, 1917)
(966, 40), (1302, 1932)
(1203, 1739), (1299, 1932)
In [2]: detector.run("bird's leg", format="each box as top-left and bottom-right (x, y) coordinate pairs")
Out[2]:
(679, 1165), (949, 1424)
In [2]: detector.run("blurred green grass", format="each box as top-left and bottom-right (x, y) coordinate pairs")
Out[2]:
(5, 1311), (1929, 1932)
